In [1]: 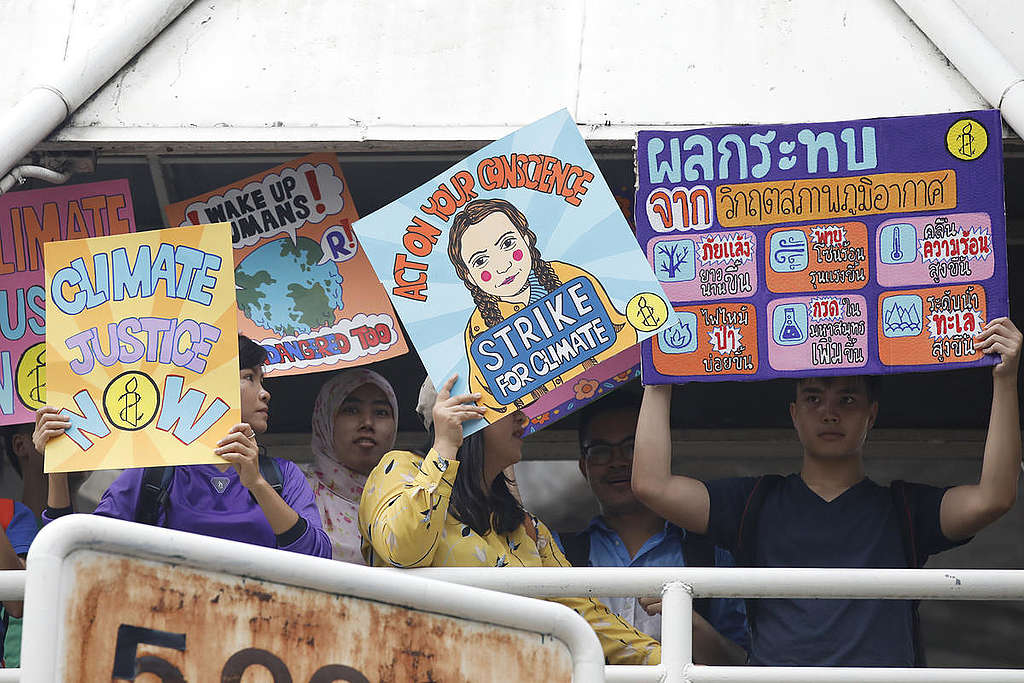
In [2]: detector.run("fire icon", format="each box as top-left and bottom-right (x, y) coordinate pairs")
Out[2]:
(659, 312), (698, 354)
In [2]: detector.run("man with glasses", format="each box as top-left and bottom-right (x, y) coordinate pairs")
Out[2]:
(558, 389), (749, 665)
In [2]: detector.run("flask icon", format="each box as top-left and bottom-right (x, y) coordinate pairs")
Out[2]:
(773, 304), (807, 346)
(779, 307), (803, 342)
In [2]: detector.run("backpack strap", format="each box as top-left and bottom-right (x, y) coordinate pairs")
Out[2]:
(136, 467), (174, 526)
(559, 531), (592, 567)
(733, 474), (784, 633)
(248, 448), (284, 504)
(0, 499), (14, 530)
(258, 449), (284, 496)
(0, 607), (7, 667)
(681, 530), (716, 619)
(734, 474), (784, 567)
(891, 480), (926, 667)
(890, 480), (919, 568)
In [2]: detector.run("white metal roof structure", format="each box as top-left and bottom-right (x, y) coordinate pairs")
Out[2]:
(0, 0), (1022, 162)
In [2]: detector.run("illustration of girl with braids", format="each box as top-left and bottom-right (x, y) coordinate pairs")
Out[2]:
(448, 198), (637, 419)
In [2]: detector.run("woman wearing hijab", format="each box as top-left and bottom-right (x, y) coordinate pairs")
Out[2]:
(305, 368), (398, 563)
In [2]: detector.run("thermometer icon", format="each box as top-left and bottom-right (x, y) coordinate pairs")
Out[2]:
(890, 227), (903, 262)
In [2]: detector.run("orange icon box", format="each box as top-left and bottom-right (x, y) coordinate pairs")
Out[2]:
(765, 221), (869, 294)
(877, 285), (986, 367)
(652, 303), (758, 377)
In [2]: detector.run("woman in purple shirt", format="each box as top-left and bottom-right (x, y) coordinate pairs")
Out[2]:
(33, 336), (330, 558)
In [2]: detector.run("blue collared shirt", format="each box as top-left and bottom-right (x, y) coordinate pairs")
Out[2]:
(558, 516), (750, 650)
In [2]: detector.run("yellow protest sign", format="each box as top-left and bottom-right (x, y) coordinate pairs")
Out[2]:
(43, 224), (239, 472)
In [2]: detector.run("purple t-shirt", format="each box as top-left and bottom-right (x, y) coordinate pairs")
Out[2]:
(46, 459), (330, 559)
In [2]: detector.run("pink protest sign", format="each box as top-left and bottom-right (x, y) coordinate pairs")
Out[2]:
(0, 180), (136, 425)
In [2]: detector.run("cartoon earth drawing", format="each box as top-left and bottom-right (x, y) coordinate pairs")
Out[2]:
(234, 236), (344, 336)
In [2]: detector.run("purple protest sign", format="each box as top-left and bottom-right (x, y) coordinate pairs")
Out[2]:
(637, 110), (1007, 383)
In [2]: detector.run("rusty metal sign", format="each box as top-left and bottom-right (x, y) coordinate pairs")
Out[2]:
(56, 551), (573, 682)
(22, 518), (607, 682)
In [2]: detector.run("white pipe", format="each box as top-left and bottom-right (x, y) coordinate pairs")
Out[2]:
(412, 566), (1024, 600)
(0, 0), (197, 178)
(0, 570), (26, 601)
(0, 165), (71, 195)
(660, 582), (692, 682)
(10, 544), (1024, 680)
(605, 666), (661, 683)
(689, 666), (1024, 683)
(895, 0), (1024, 139)
(417, 566), (1024, 680)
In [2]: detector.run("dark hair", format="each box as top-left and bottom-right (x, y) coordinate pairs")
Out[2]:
(793, 375), (882, 402)
(448, 198), (562, 327)
(576, 387), (642, 457)
(0, 423), (31, 477)
(421, 427), (525, 537)
(238, 334), (268, 371)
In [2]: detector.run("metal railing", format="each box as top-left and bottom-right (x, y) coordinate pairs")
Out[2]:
(3, 564), (1024, 681)
(412, 566), (1024, 682)
(15, 515), (608, 682)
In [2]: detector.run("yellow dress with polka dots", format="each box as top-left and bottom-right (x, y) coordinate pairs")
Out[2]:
(359, 449), (661, 666)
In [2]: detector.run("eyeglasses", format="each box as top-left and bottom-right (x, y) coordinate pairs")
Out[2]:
(582, 436), (635, 466)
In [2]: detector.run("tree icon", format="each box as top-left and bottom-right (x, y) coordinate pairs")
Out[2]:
(657, 242), (690, 279)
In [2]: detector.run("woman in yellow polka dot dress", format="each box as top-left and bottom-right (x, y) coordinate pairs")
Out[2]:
(359, 375), (660, 666)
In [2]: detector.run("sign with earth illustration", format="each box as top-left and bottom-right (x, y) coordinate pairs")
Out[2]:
(166, 154), (408, 376)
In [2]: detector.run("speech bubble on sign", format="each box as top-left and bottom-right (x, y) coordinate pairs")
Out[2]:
(177, 162), (346, 249)
(164, 154), (410, 378)
(317, 219), (359, 265)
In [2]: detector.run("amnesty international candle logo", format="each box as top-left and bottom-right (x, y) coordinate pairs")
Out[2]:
(626, 293), (670, 332)
(43, 223), (240, 473)
(15, 342), (46, 411)
(946, 118), (988, 161)
(102, 371), (160, 431)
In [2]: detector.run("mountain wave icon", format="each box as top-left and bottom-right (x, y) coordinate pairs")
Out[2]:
(883, 300), (921, 334)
